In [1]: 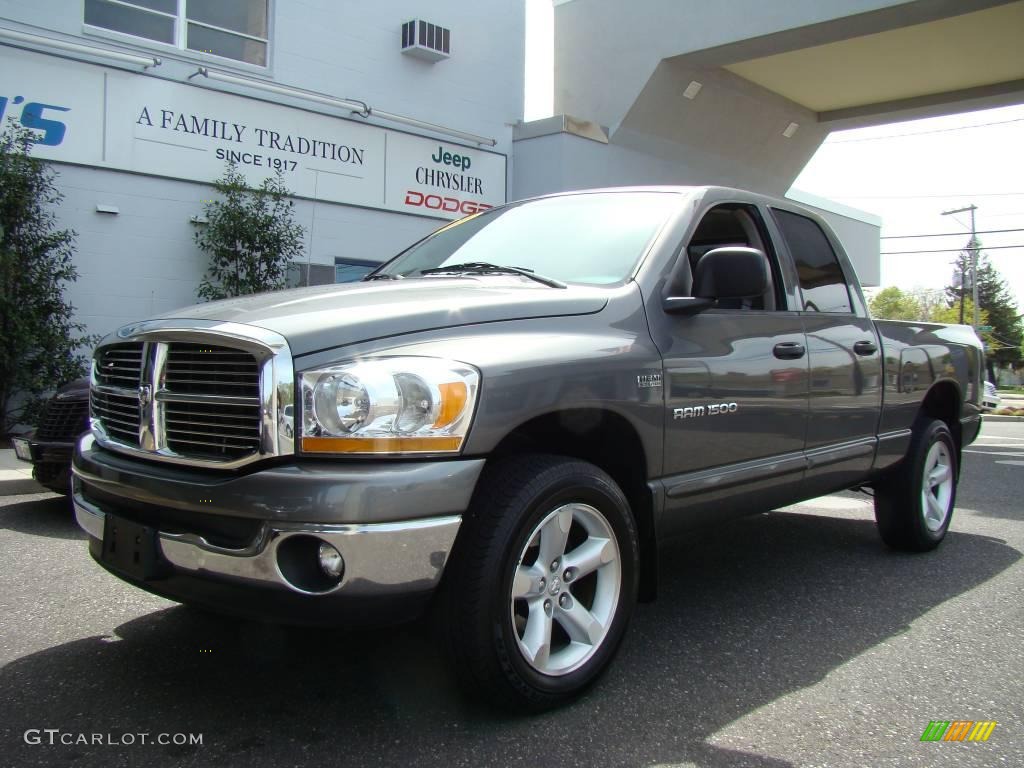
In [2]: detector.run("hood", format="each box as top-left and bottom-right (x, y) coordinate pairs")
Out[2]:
(54, 377), (90, 401)
(151, 276), (609, 356)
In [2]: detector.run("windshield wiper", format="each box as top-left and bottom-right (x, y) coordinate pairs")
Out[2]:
(419, 262), (566, 289)
(362, 273), (402, 281)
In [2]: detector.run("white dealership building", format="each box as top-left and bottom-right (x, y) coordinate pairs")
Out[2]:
(1, 0), (1021, 339)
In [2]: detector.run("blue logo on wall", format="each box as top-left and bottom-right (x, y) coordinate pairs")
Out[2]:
(0, 96), (70, 146)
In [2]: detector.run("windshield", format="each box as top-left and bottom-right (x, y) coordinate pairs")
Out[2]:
(373, 191), (683, 285)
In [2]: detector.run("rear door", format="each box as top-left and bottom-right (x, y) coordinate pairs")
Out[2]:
(768, 208), (883, 497)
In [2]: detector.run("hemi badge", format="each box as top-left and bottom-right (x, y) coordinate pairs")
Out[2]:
(637, 374), (662, 389)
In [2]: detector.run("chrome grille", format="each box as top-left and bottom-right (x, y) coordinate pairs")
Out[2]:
(165, 400), (261, 458)
(37, 398), (90, 441)
(91, 339), (267, 464)
(95, 343), (144, 388)
(165, 344), (260, 397)
(91, 389), (142, 446)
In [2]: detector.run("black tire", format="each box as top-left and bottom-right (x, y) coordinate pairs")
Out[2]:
(874, 418), (958, 552)
(35, 464), (71, 496)
(439, 454), (639, 711)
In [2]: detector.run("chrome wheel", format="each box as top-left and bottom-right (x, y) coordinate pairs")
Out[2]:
(509, 502), (621, 676)
(921, 440), (953, 532)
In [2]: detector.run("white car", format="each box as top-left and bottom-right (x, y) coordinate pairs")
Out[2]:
(281, 403), (294, 438)
(982, 381), (1001, 412)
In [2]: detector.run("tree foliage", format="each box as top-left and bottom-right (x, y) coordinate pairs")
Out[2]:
(195, 161), (305, 301)
(0, 121), (94, 436)
(869, 286), (924, 321)
(944, 242), (1023, 366)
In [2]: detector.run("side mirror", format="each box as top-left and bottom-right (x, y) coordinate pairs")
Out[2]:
(692, 246), (769, 300)
(663, 296), (714, 315)
(662, 246), (770, 315)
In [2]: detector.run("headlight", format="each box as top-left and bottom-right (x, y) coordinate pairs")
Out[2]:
(299, 357), (479, 455)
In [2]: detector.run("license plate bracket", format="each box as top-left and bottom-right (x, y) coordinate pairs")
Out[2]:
(101, 515), (162, 580)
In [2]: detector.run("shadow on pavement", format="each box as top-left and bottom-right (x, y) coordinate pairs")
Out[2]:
(1, 510), (1018, 767)
(0, 494), (82, 541)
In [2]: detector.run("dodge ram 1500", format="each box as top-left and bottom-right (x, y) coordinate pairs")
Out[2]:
(73, 186), (983, 708)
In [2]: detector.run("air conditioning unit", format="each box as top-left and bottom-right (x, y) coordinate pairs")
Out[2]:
(401, 19), (450, 62)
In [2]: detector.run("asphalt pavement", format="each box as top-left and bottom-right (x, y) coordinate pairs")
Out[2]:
(1, 421), (1022, 767)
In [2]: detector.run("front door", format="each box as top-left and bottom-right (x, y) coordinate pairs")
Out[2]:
(648, 203), (810, 533)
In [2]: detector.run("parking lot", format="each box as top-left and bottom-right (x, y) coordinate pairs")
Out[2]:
(1, 420), (1022, 768)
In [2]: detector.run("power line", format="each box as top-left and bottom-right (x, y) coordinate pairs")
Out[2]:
(880, 244), (1024, 255)
(826, 117), (1024, 144)
(834, 192), (1024, 200)
(881, 228), (1024, 239)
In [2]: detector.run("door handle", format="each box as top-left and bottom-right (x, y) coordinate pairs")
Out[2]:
(853, 340), (878, 356)
(773, 342), (806, 360)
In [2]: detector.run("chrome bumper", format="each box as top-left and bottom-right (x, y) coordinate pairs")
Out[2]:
(74, 491), (460, 598)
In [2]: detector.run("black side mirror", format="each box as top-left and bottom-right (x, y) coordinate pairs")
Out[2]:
(693, 246), (769, 299)
(663, 296), (714, 315)
(662, 246), (769, 315)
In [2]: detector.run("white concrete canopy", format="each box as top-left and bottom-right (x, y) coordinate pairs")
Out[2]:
(552, 0), (1024, 194)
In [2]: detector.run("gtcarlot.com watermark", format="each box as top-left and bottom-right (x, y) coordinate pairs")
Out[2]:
(25, 729), (202, 747)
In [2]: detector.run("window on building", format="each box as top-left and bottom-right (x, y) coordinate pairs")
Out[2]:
(84, 0), (269, 66)
(334, 259), (379, 283)
(772, 209), (853, 313)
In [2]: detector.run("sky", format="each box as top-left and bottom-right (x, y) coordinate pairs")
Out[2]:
(523, 0), (1024, 314)
(792, 105), (1024, 313)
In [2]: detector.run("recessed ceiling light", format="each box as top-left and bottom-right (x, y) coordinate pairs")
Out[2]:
(783, 122), (799, 138)
(683, 81), (702, 100)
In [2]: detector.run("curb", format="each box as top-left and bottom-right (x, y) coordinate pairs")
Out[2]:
(983, 415), (1024, 423)
(0, 448), (46, 496)
(0, 477), (47, 496)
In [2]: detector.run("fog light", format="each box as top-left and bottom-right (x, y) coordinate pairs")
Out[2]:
(318, 542), (344, 579)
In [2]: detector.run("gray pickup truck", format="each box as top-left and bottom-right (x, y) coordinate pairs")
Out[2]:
(73, 186), (983, 709)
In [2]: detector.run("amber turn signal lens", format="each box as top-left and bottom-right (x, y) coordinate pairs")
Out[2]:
(301, 436), (463, 454)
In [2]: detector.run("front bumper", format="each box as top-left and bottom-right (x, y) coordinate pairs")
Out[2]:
(14, 433), (77, 492)
(72, 434), (485, 625)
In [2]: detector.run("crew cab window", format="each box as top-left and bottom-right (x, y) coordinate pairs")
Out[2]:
(772, 209), (853, 313)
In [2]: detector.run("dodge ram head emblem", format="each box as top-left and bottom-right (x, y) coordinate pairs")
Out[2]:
(138, 384), (152, 407)
(673, 402), (739, 419)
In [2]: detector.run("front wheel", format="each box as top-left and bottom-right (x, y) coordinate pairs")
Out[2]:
(874, 418), (958, 551)
(439, 455), (639, 710)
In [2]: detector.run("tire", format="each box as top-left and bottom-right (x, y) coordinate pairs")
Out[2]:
(34, 464), (71, 496)
(874, 418), (958, 552)
(439, 454), (639, 710)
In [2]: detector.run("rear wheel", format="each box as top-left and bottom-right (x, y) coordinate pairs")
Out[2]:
(874, 418), (957, 551)
(440, 455), (638, 710)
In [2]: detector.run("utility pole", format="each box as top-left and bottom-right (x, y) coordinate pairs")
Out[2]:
(941, 204), (978, 328)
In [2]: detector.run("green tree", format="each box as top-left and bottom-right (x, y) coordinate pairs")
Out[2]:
(931, 297), (989, 330)
(909, 287), (946, 321)
(945, 241), (1023, 370)
(195, 161), (305, 301)
(0, 121), (94, 436)
(869, 286), (924, 320)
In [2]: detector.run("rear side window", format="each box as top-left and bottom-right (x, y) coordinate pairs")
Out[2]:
(772, 209), (853, 313)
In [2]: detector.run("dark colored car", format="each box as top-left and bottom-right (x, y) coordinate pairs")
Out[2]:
(72, 187), (984, 709)
(13, 378), (90, 494)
